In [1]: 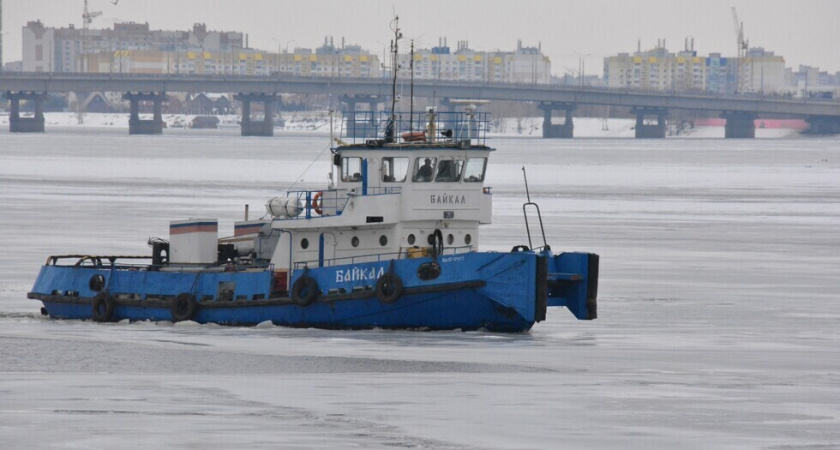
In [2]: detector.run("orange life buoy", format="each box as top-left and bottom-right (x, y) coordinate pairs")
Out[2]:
(312, 192), (323, 215)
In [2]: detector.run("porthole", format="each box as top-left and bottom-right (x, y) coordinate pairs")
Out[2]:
(447, 234), (454, 245)
(379, 235), (388, 246)
(407, 234), (416, 245)
(465, 234), (472, 245)
(427, 233), (436, 245)
(351, 236), (360, 247)
(300, 238), (309, 249)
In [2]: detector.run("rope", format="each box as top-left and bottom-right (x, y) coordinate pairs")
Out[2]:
(286, 141), (332, 192)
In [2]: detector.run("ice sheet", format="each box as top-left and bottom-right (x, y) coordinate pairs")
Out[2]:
(1, 129), (839, 449)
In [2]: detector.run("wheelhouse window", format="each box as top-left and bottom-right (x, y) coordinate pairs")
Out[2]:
(381, 157), (409, 182)
(463, 157), (487, 182)
(412, 157), (437, 182)
(434, 159), (464, 182)
(341, 157), (362, 182)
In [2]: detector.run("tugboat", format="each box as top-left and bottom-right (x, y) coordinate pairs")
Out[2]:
(27, 20), (599, 332)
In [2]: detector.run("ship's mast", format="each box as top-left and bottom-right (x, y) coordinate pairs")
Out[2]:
(409, 39), (415, 133)
(384, 16), (402, 143)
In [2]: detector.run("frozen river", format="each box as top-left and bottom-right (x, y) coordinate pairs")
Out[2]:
(2, 128), (839, 449)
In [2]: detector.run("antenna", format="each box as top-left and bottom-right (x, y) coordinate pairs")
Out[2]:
(384, 15), (402, 143)
(409, 39), (414, 133)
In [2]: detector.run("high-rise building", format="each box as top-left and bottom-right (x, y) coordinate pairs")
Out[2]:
(603, 42), (787, 94)
(603, 41), (705, 92)
(396, 39), (551, 84)
(272, 37), (380, 78)
(22, 21), (244, 72)
(21, 20), (546, 84)
(736, 47), (786, 94)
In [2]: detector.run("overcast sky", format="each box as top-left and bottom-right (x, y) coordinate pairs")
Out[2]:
(4, 0), (839, 74)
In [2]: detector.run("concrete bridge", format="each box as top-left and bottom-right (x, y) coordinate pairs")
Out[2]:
(3, 72), (839, 137)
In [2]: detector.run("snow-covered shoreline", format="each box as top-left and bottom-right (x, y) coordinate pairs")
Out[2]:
(0, 112), (803, 138)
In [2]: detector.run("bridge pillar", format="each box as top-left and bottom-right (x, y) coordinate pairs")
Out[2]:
(6, 91), (47, 133)
(631, 107), (667, 139)
(539, 102), (576, 138)
(234, 93), (278, 137)
(722, 112), (756, 138)
(805, 116), (840, 135)
(340, 94), (380, 139)
(122, 92), (166, 135)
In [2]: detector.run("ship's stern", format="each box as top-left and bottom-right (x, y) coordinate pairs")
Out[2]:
(543, 251), (599, 320)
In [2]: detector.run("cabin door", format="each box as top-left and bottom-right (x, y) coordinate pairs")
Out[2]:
(318, 233), (336, 267)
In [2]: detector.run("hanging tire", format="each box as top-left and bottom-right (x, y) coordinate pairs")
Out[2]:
(291, 275), (319, 306)
(376, 273), (404, 305)
(92, 292), (115, 322)
(433, 229), (444, 256)
(171, 293), (198, 322)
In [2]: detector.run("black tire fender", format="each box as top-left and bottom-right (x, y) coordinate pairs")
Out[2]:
(92, 292), (115, 322)
(171, 293), (198, 322)
(376, 273), (404, 305)
(291, 275), (319, 306)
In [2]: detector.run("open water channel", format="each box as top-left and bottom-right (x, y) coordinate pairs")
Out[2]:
(1, 128), (839, 449)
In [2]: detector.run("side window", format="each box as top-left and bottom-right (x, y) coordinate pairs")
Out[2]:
(435, 159), (464, 182)
(382, 157), (409, 182)
(341, 157), (362, 182)
(463, 157), (487, 182)
(412, 157), (437, 182)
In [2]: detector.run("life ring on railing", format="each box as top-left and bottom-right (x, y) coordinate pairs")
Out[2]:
(291, 275), (319, 306)
(312, 192), (323, 215)
(171, 293), (198, 322)
(376, 273), (404, 305)
(92, 292), (115, 322)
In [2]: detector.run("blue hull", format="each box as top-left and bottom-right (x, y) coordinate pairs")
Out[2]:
(29, 251), (597, 332)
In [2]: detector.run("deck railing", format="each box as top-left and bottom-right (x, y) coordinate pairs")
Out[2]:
(278, 187), (402, 219)
(344, 111), (491, 146)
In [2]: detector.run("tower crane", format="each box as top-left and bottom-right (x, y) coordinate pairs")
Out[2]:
(83, 0), (103, 30)
(731, 7), (748, 58)
(1, 0), (4, 72)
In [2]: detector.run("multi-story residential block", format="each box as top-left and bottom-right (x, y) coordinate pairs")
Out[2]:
(604, 42), (706, 92)
(273, 37), (380, 78)
(22, 21), (244, 72)
(604, 42), (787, 94)
(736, 47), (786, 94)
(396, 39), (551, 84)
(22, 20), (549, 84)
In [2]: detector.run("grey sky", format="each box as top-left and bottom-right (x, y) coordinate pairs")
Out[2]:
(4, 0), (839, 73)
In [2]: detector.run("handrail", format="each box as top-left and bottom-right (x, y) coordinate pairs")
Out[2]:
(274, 188), (402, 220)
(342, 111), (492, 146)
(44, 254), (271, 271)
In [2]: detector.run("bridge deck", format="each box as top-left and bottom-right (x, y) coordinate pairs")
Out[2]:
(3, 73), (839, 118)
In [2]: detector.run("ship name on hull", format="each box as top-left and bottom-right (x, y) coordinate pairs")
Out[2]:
(430, 194), (466, 205)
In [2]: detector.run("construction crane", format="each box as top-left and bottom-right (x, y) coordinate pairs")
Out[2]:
(1, 0), (4, 72)
(83, 0), (103, 30)
(731, 7), (748, 58)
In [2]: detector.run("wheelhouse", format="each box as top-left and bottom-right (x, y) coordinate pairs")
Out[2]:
(256, 110), (495, 294)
